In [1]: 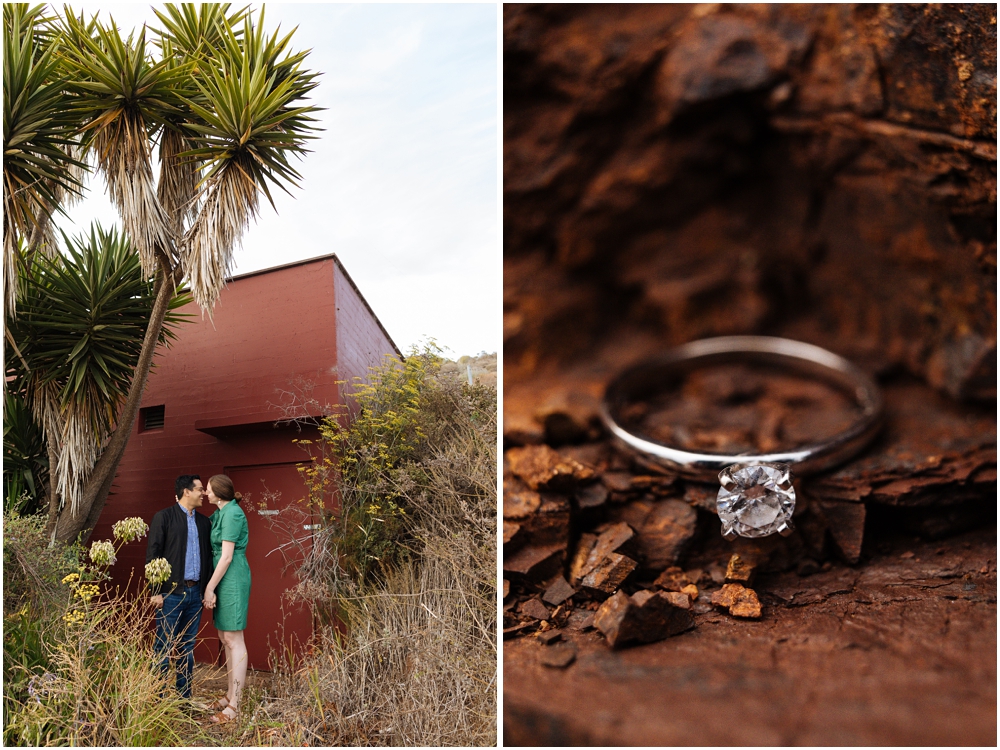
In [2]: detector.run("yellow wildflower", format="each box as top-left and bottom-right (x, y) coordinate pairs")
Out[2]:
(62, 609), (86, 626)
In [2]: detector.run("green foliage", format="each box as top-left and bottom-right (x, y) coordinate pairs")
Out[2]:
(4, 592), (207, 747)
(2, 510), (79, 616)
(5, 223), (190, 510)
(299, 348), (442, 583)
(8, 224), (189, 413)
(3, 391), (48, 515)
(176, 7), (321, 208)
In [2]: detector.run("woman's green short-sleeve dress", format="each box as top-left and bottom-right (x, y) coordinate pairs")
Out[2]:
(210, 500), (251, 631)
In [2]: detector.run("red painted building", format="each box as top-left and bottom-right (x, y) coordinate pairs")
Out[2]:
(92, 254), (400, 669)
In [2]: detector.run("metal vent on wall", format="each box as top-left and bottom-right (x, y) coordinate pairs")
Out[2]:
(140, 405), (165, 432)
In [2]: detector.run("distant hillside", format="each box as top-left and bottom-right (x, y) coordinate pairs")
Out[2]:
(437, 352), (497, 388)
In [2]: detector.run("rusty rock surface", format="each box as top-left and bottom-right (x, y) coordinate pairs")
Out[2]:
(504, 4), (995, 746)
(504, 3), (996, 396)
(504, 527), (996, 746)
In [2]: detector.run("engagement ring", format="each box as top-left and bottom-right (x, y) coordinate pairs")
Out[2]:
(600, 336), (883, 540)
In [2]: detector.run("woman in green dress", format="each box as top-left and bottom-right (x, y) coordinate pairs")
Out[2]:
(203, 474), (251, 724)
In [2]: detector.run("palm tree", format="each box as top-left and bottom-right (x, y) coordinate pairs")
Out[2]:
(5, 224), (189, 523)
(3, 3), (86, 316)
(3, 4), (320, 542)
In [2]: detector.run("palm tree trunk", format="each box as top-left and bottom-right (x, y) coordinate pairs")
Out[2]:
(53, 268), (175, 544)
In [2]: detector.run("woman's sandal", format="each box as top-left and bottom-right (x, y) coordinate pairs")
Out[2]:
(210, 706), (237, 724)
(211, 695), (230, 711)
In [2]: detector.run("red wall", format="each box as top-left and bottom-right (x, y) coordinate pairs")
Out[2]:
(91, 255), (399, 669)
(333, 259), (404, 404)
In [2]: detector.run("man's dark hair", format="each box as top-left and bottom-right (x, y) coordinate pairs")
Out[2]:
(175, 474), (201, 500)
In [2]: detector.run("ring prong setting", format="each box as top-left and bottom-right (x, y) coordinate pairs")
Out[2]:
(716, 462), (796, 540)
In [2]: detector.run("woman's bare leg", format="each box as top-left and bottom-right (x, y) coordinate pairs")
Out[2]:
(221, 633), (235, 706)
(227, 630), (248, 711)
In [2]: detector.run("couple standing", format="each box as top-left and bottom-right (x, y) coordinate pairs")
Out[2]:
(146, 474), (251, 724)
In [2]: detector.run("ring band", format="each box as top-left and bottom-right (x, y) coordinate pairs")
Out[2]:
(600, 336), (884, 480)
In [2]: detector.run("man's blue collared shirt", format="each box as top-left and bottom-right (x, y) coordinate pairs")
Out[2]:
(181, 505), (200, 581)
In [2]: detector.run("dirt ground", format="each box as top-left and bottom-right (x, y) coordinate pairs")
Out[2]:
(504, 525), (996, 746)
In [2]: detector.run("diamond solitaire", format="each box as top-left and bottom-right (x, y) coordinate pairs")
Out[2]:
(717, 463), (795, 540)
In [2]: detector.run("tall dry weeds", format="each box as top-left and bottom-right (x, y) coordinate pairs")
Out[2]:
(233, 356), (497, 746)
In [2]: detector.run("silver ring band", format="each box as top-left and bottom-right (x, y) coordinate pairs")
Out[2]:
(600, 336), (884, 480)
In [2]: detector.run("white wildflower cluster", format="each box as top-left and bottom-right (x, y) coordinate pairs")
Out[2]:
(89, 540), (117, 567)
(112, 516), (148, 543)
(145, 557), (172, 586)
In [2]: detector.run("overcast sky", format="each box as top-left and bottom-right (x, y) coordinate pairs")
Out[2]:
(55, 3), (499, 358)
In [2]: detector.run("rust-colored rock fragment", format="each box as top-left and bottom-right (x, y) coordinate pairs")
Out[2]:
(534, 391), (602, 445)
(575, 482), (609, 509)
(503, 477), (571, 584)
(712, 583), (762, 619)
(653, 566), (691, 591)
(526, 494), (571, 547)
(503, 543), (565, 580)
(568, 533), (598, 585)
(506, 444), (595, 491)
(601, 472), (633, 493)
(580, 552), (638, 597)
(502, 521), (521, 545)
(502, 477), (541, 519)
(610, 498), (697, 570)
(537, 628), (563, 645)
(584, 522), (635, 568)
(520, 597), (552, 622)
(724, 553), (757, 585)
(502, 622), (534, 639)
(503, 579), (510, 599)
(594, 589), (696, 648)
(681, 584), (699, 601)
(542, 576), (577, 606)
(566, 610), (595, 631)
(815, 499), (866, 564)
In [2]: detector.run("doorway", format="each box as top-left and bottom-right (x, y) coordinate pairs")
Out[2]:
(215, 462), (315, 670)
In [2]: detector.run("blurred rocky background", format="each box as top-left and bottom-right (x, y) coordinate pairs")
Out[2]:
(502, 4), (995, 745)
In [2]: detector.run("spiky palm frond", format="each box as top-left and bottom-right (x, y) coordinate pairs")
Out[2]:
(6, 224), (191, 515)
(3, 3), (87, 316)
(151, 3), (248, 61)
(60, 11), (196, 277)
(179, 10), (320, 309)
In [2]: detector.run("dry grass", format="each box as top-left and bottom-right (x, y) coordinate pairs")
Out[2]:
(231, 370), (497, 746)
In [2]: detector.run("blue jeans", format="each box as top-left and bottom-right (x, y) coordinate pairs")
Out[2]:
(154, 586), (203, 698)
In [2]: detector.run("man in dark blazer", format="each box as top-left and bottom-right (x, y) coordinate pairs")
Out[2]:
(146, 474), (213, 699)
